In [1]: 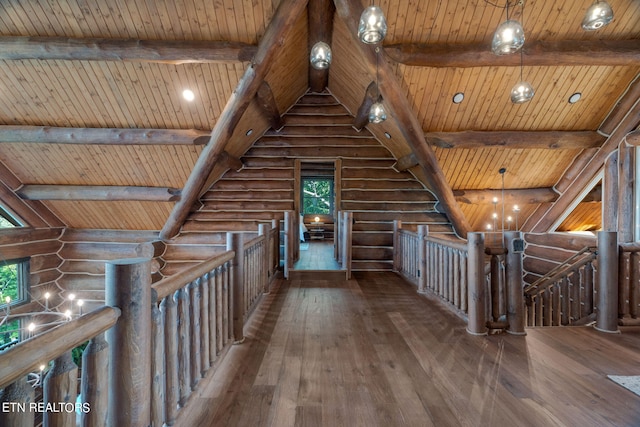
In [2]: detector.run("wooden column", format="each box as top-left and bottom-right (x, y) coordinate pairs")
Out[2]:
(467, 233), (487, 335)
(417, 225), (427, 293)
(259, 223), (270, 293)
(272, 219), (280, 276)
(504, 231), (526, 335)
(227, 232), (245, 344)
(618, 143), (634, 242)
(603, 150), (619, 231)
(342, 211), (353, 279)
(595, 231), (620, 333)
(81, 333), (109, 427)
(284, 211), (294, 279)
(0, 376), (34, 427)
(393, 220), (402, 272)
(43, 351), (78, 427)
(106, 257), (152, 427)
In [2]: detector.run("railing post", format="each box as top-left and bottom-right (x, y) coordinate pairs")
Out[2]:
(227, 232), (245, 344)
(343, 211), (353, 279)
(44, 351), (78, 427)
(81, 332), (110, 427)
(393, 220), (402, 272)
(272, 218), (280, 275)
(106, 257), (152, 427)
(467, 232), (487, 335)
(504, 231), (526, 335)
(0, 376), (34, 427)
(259, 223), (270, 294)
(284, 210), (293, 279)
(596, 231), (620, 333)
(417, 225), (427, 293)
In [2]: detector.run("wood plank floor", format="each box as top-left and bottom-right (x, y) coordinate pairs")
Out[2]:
(293, 240), (341, 270)
(178, 271), (640, 427)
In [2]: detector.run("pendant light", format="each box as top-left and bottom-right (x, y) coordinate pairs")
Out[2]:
(492, 1), (525, 55)
(582, 1), (614, 31)
(310, 41), (332, 70)
(369, 47), (386, 123)
(510, 3), (533, 104)
(358, 5), (387, 44)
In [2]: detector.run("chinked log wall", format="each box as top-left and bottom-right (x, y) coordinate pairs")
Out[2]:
(166, 92), (455, 272)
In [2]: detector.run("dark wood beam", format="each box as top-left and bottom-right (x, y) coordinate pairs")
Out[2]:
(335, 0), (470, 238)
(160, 0), (309, 240)
(454, 188), (559, 205)
(599, 74), (640, 136)
(427, 131), (605, 150)
(352, 81), (378, 131)
(624, 129), (640, 146)
(392, 152), (419, 172)
(385, 39), (640, 68)
(308, 0), (335, 93)
(0, 126), (209, 145)
(256, 82), (284, 131)
(18, 185), (181, 201)
(0, 36), (256, 64)
(526, 81), (640, 232)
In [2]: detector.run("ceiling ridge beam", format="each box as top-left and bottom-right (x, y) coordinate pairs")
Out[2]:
(385, 39), (640, 68)
(308, 0), (335, 93)
(453, 188), (559, 205)
(0, 36), (257, 64)
(160, 0), (310, 240)
(334, 0), (470, 238)
(18, 185), (181, 202)
(0, 125), (210, 145)
(426, 130), (606, 150)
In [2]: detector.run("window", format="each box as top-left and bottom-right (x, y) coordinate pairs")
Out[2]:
(0, 258), (30, 349)
(302, 178), (334, 215)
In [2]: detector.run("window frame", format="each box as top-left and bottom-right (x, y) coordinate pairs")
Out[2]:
(301, 176), (334, 216)
(0, 257), (31, 310)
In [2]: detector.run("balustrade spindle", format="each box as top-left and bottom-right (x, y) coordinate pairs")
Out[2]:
(0, 376), (34, 427)
(189, 280), (202, 388)
(201, 273), (211, 375)
(176, 287), (191, 406)
(81, 333), (109, 427)
(162, 293), (179, 425)
(44, 351), (77, 427)
(150, 294), (165, 427)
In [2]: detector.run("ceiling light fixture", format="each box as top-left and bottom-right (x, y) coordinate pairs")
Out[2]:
(510, 2), (533, 104)
(358, 5), (387, 44)
(453, 92), (465, 104)
(568, 92), (582, 104)
(582, 1), (614, 31)
(310, 41), (332, 70)
(369, 47), (386, 123)
(492, 1), (525, 55)
(182, 89), (195, 102)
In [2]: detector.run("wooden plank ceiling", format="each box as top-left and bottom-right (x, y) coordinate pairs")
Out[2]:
(0, 0), (637, 235)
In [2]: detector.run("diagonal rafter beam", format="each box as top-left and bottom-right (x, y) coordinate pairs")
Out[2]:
(308, 0), (335, 93)
(334, 0), (470, 238)
(160, 0), (309, 240)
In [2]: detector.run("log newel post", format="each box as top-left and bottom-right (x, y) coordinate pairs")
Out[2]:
(81, 332), (109, 427)
(0, 376), (35, 427)
(504, 231), (526, 335)
(227, 232), (245, 344)
(393, 220), (402, 272)
(284, 211), (293, 279)
(342, 211), (353, 279)
(44, 350), (78, 427)
(272, 219), (280, 275)
(105, 257), (152, 427)
(595, 231), (620, 333)
(603, 150), (619, 231)
(417, 225), (427, 293)
(259, 223), (270, 294)
(467, 232), (488, 335)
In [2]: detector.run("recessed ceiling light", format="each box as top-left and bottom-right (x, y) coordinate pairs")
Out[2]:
(452, 92), (464, 104)
(384, 132), (391, 139)
(182, 89), (195, 102)
(246, 129), (253, 136)
(568, 92), (582, 104)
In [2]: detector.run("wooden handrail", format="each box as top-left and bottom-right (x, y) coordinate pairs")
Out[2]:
(424, 235), (468, 252)
(0, 306), (120, 389)
(620, 242), (640, 252)
(243, 233), (265, 250)
(524, 246), (596, 293)
(524, 252), (596, 295)
(152, 251), (235, 300)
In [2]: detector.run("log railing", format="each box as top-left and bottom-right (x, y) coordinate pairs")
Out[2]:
(618, 242), (640, 326)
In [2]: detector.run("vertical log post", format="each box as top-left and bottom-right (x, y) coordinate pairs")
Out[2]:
(81, 333), (109, 427)
(150, 290), (166, 427)
(259, 223), (270, 293)
(342, 211), (353, 279)
(603, 150), (619, 231)
(106, 257), (152, 427)
(417, 225), (427, 293)
(161, 293), (179, 425)
(467, 233), (488, 335)
(505, 231), (526, 335)
(0, 376), (35, 427)
(284, 211), (293, 279)
(595, 231), (620, 333)
(272, 218), (280, 276)
(227, 232), (245, 344)
(43, 351), (78, 427)
(393, 220), (402, 272)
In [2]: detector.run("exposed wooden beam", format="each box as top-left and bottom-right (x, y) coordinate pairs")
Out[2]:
(385, 39), (640, 68)
(352, 82), (378, 131)
(160, 0), (309, 240)
(454, 188), (559, 205)
(392, 152), (419, 172)
(308, 0), (335, 93)
(427, 131), (605, 150)
(335, 0), (470, 238)
(600, 74), (640, 136)
(219, 151), (244, 172)
(624, 129), (640, 146)
(18, 185), (181, 201)
(0, 126), (209, 145)
(526, 80), (640, 233)
(0, 36), (257, 64)
(256, 82), (284, 131)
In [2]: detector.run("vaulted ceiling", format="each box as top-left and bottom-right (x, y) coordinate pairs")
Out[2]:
(0, 0), (638, 238)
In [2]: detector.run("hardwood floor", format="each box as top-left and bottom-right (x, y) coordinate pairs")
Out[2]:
(293, 240), (341, 270)
(178, 271), (640, 427)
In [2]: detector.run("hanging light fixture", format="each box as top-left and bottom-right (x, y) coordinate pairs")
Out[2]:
(310, 41), (332, 70)
(358, 5), (387, 44)
(492, 1), (525, 55)
(582, 1), (614, 31)
(369, 47), (386, 123)
(510, 2), (534, 104)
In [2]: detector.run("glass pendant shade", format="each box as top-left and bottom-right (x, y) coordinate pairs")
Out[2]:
(510, 81), (534, 104)
(310, 42), (332, 70)
(582, 1), (614, 30)
(491, 19), (525, 55)
(369, 101), (387, 123)
(358, 6), (387, 44)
